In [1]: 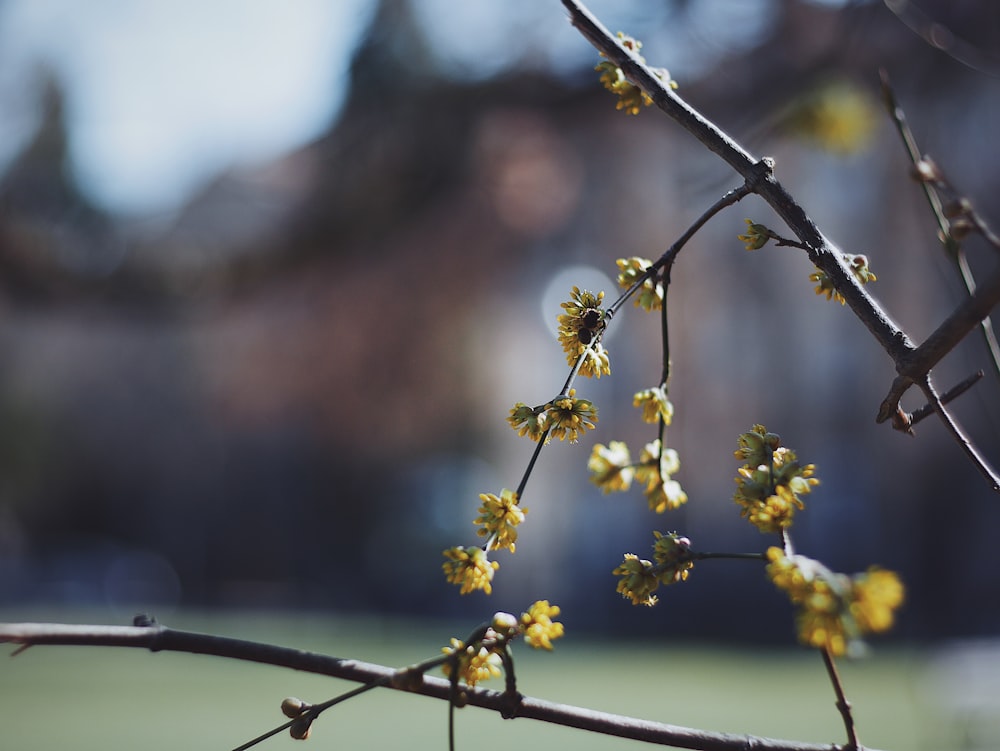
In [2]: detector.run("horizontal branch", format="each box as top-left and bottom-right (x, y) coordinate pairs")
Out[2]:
(0, 621), (866, 751)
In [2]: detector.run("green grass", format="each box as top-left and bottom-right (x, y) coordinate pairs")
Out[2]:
(0, 609), (987, 751)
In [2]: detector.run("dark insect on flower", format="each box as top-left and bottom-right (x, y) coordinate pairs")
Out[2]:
(578, 307), (603, 345)
(582, 309), (601, 329)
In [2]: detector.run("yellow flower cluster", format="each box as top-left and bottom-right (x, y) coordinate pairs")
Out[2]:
(766, 547), (904, 657)
(441, 637), (502, 687)
(784, 81), (877, 155)
(474, 489), (526, 553)
(588, 440), (634, 493)
(637, 439), (688, 512)
(588, 438), (687, 512)
(633, 385), (674, 425)
(441, 602), (565, 686)
(733, 425), (818, 534)
(737, 219), (780, 251)
(507, 389), (598, 444)
(810, 254), (877, 304)
(557, 286), (611, 378)
(521, 600), (565, 650)
(441, 546), (500, 595)
(595, 33), (676, 115)
(613, 532), (693, 606)
(616, 256), (663, 311)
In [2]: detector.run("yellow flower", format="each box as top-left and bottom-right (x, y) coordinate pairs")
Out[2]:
(595, 34), (676, 116)
(507, 402), (547, 441)
(633, 385), (674, 425)
(734, 425), (780, 465)
(737, 219), (778, 251)
(546, 390), (598, 443)
(652, 531), (693, 585)
(588, 441), (634, 493)
(767, 548), (904, 656)
(784, 81), (877, 155)
(557, 287), (611, 378)
(441, 638), (502, 687)
(616, 256), (662, 311)
(733, 427), (817, 534)
(740, 486), (803, 534)
(810, 254), (877, 305)
(645, 477), (688, 513)
(520, 600), (564, 650)
(850, 568), (904, 634)
(633, 440), (686, 511)
(474, 489), (526, 553)
(613, 554), (659, 606)
(442, 546), (500, 595)
(576, 344), (612, 378)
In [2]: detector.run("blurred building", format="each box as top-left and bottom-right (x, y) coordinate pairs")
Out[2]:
(0, 0), (999, 640)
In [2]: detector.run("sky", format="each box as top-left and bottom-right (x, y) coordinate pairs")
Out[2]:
(0, 0), (854, 219)
(0, 0), (374, 217)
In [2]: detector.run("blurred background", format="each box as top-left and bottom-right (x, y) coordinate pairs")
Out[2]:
(4, 0), (1000, 748)
(1, 0), (999, 673)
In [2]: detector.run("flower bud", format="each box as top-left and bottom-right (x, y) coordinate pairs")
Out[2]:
(281, 697), (311, 719)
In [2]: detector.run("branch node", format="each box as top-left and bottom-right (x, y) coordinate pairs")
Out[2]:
(745, 157), (776, 193)
(498, 689), (524, 719)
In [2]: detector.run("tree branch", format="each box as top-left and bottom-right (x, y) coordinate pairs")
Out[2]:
(561, 0), (1000, 490)
(0, 621), (871, 751)
(562, 0), (912, 363)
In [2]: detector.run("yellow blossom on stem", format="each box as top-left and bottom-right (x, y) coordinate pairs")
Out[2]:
(442, 546), (499, 595)
(766, 547), (904, 657)
(546, 389), (598, 443)
(441, 638), (502, 687)
(733, 426), (817, 534)
(633, 385), (674, 425)
(520, 600), (565, 650)
(588, 440), (634, 493)
(557, 287), (611, 378)
(613, 554), (660, 606)
(595, 33), (676, 115)
(652, 531), (693, 585)
(507, 402), (547, 441)
(616, 256), (663, 311)
(738, 219), (779, 250)
(635, 439), (687, 512)
(474, 489), (526, 553)
(645, 477), (688, 514)
(576, 344), (612, 378)
(810, 254), (877, 305)
(850, 567), (905, 634)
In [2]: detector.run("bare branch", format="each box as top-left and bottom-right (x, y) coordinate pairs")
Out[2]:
(0, 621), (872, 751)
(880, 71), (1000, 379)
(562, 0), (913, 364)
(562, 0), (1000, 491)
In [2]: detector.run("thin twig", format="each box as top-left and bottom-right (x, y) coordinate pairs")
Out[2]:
(0, 621), (874, 751)
(562, 0), (1000, 491)
(898, 370), (984, 429)
(563, 0), (912, 363)
(820, 648), (859, 750)
(880, 71), (1000, 380)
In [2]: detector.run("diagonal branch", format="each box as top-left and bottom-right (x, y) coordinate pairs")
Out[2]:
(0, 621), (872, 751)
(562, 0), (913, 364)
(562, 0), (1000, 490)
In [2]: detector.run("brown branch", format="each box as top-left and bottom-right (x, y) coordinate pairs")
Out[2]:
(0, 620), (871, 751)
(562, 0), (912, 364)
(820, 648), (859, 750)
(879, 71), (1000, 380)
(562, 0), (1000, 491)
